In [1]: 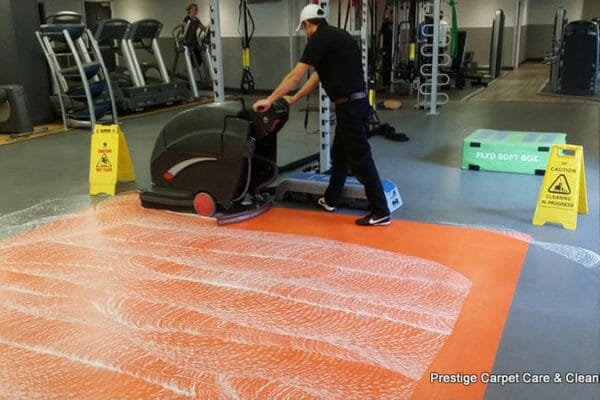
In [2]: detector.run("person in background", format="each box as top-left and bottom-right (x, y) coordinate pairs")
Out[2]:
(182, 3), (206, 31)
(421, 4), (450, 50)
(253, 4), (391, 227)
(182, 3), (207, 68)
(379, 9), (394, 87)
(439, 10), (450, 52)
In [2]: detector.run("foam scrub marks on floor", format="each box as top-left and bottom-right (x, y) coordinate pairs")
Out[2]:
(0, 195), (94, 240)
(437, 221), (600, 269)
(0, 194), (471, 400)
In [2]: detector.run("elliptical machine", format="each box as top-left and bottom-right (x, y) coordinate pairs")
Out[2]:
(171, 20), (214, 99)
(140, 99), (289, 225)
(545, 7), (568, 92)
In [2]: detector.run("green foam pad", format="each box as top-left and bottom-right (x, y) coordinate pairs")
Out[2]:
(461, 129), (567, 175)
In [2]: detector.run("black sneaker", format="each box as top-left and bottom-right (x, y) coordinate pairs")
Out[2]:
(355, 213), (391, 226)
(317, 197), (336, 212)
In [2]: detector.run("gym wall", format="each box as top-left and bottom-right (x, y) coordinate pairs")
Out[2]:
(518, 0), (529, 65)
(108, 0), (522, 89)
(582, 0), (600, 19)
(442, 0), (520, 69)
(38, 0), (591, 92)
(523, 0), (585, 59)
(42, 0), (85, 16)
(456, 0), (590, 65)
(110, 0), (298, 90)
(0, 0), (53, 124)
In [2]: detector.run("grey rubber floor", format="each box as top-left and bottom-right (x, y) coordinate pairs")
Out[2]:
(0, 92), (598, 400)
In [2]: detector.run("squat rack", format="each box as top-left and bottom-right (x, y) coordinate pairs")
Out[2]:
(388, 0), (449, 114)
(318, 0), (333, 172)
(316, 0), (371, 172)
(209, 0), (225, 103)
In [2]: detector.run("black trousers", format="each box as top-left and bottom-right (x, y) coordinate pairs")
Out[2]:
(324, 98), (390, 216)
(192, 48), (203, 68)
(382, 52), (392, 86)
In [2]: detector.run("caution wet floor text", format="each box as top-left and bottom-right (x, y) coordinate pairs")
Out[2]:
(89, 124), (135, 196)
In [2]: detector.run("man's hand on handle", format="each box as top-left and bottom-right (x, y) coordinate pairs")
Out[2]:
(252, 63), (311, 112)
(252, 99), (272, 112)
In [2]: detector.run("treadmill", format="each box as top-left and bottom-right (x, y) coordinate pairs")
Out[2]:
(94, 18), (132, 108)
(107, 19), (189, 112)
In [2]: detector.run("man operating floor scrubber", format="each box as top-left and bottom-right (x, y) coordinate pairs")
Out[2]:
(253, 4), (395, 226)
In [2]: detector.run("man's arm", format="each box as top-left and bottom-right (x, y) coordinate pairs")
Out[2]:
(284, 71), (320, 105)
(267, 62), (312, 102)
(253, 62), (312, 111)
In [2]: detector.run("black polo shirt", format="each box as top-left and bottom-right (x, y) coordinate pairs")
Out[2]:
(182, 15), (202, 25)
(299, 22), (365, 101)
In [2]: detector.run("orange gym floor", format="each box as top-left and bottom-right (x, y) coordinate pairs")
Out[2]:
(0, 194), (529, 399)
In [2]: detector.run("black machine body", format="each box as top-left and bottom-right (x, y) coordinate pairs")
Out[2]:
(139, 98), (289, 224)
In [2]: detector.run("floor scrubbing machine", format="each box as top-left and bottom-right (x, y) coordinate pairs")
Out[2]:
(139, 99), (289, 224)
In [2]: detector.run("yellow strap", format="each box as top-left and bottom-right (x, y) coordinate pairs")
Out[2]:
(242, 48), (250, 68)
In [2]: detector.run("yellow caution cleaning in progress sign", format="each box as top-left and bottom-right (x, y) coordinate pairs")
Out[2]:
(89, 124), (135, 196)
(532, 144), (587, 230)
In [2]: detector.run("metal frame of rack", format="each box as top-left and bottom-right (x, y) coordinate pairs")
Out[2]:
(416, 0), (450, 114)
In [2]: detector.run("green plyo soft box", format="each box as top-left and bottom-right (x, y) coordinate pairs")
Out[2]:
(461, 129), (567, 175)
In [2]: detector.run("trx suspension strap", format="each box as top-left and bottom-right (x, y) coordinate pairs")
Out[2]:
(239, 0), (255, 94)
(449, 0), (458, 59)
(343, 1), (350, 30)
(368, 0), (376, 108)
(370, 0), (377, 73)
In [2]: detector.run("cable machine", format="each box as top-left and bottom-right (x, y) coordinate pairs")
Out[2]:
(488, 9), (505, 80)
(386, 0), (449, 113)
(545, 7), (568, 92)
(209, 0), (225, 103)
(558, 20), (600, 96)
(389, 0), (421, 93)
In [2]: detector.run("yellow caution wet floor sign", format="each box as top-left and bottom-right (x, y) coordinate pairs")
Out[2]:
(533, 145), (587, 230)
(89, 124), (135, 196)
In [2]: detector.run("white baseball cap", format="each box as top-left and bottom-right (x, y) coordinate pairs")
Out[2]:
(296, 4), (326, 32)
